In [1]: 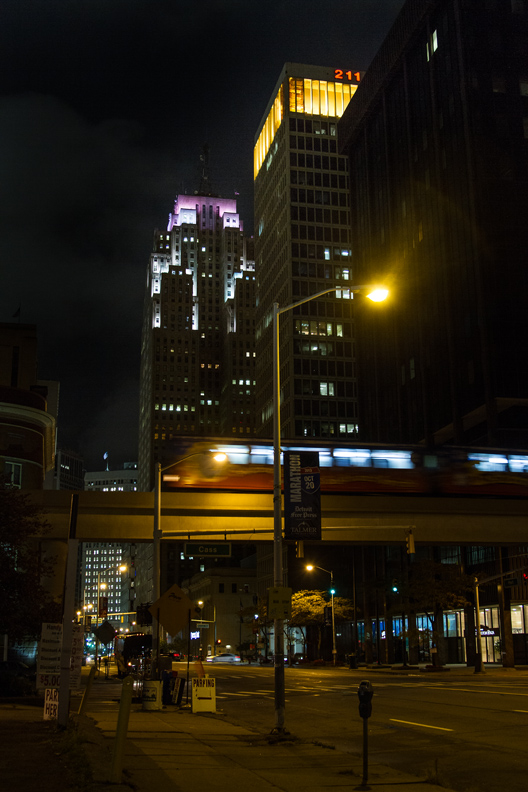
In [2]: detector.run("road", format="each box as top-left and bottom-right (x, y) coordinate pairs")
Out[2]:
(201, 664), (528, 792)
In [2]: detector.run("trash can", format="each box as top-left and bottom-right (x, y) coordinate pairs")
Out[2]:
(142, 680), (163, 710)
(348, 653), (357, 669)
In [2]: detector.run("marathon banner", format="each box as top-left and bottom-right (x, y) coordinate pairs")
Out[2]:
(283, 451), (321, 540)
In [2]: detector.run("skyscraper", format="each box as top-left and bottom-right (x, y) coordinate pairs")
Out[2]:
(339, 0), (528, 448)
(138, 192), (255, 491)
(254, 63), (362, 442)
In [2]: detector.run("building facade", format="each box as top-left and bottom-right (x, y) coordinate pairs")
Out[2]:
(182, 567), (257, 657)
(254, 63), (362, 442)
(0, 323), (56, 489)
(46, 448), (85, 490)
(84, 462), (138, 492)
(339, 0), (528, 448)
(80, 464), (139, 635)
(138, 193), (255, 492)
(335, 0), (528, 668)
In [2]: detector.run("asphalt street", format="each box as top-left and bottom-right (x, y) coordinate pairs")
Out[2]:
(201, 664), (528, 792)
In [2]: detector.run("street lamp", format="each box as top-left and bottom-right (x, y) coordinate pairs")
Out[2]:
(272, 284), (388, 733)
(306, 565), (336, 665)
(152, 450), (227, 678)
(94, 564), (127, 669)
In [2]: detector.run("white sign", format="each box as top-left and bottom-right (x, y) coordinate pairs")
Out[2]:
(191, 677), (216, 713)
(70, 624), (84, 688)
(43, 688), (59, 721)
(37, 623), (62, 691)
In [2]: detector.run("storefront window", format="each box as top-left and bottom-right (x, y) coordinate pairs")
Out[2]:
(511, 605), (524, 633)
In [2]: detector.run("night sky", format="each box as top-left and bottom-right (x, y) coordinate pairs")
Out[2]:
(0, 0), (405, 472)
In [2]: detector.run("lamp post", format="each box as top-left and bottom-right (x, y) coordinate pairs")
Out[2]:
(93, 564), (127, 670)
(272, 284), (388, 732)
(474, 576), (484, 673)
(152, 451), (226, 678)
(306, 564), (336, 664)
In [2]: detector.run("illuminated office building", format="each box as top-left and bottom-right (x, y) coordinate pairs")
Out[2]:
(254, 63), (362, 441)
(339, 0), (528, 448)
(138, 193), (255, 492)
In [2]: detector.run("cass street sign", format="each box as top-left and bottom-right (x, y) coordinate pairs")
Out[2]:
(184, 542), (232, 557)
(283, 451), (321, 540)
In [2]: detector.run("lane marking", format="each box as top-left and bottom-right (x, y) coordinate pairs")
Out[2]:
(390, 718), (453, 731)
(447, 688), (528, 697)
(513, 710), (528, 713)
(223, 692), (253, 696)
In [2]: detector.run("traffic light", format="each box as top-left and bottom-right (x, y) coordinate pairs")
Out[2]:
(329, 588), (336, 595)
(405, 529), (416, 555)
(391, 579), (399, 593)
(523, 572), (528, 583)
(324, 606), (332, 626)
(296, 540), (304, 558)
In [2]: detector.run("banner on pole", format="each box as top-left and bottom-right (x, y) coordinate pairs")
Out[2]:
(283, 451), (321, 540)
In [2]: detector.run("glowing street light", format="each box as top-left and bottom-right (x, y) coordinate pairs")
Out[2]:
(152, 450), (227, 677)
(272, 283), (388, 732)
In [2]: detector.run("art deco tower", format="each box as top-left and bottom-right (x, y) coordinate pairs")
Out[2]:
(138, 191), (255, 491)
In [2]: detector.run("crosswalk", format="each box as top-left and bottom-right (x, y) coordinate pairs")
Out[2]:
(213, 675), (450, 700)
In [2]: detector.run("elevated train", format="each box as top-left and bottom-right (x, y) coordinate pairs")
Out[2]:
(161, 439), (528, 498)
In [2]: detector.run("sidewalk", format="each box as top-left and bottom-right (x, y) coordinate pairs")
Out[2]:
(5, 662), (521, 792)
(81, 698), (460, 792)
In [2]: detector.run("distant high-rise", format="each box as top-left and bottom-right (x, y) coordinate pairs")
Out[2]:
(80, 463), (138, 630)
(138, 192), (255, 491)
(253, 63), (361, 442)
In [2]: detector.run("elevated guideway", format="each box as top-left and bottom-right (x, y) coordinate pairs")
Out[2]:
(30, 489), (528, 547)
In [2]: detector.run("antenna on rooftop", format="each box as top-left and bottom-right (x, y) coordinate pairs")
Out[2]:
(195, 144), (218, 197)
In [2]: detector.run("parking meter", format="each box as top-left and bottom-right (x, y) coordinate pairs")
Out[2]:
(358, 680), (373, 719)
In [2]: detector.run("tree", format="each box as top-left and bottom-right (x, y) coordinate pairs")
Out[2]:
(407, 560), (474, 666)
(289, 590), (355, 659)
(0, 480), (61, 643)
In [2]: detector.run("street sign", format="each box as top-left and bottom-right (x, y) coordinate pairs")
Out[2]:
(43, 688), (59, 721)
(94, 620), (117, 644)
(283, 451), (321, 540)
(504, 577), (519, 588)
(37, 623), (62, 691)
(267, 587), (292, 619)
(184, 542), (231, 557)
(149, 583), (201, 636)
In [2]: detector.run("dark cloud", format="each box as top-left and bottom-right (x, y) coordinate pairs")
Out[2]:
(0, 0), (405, 471)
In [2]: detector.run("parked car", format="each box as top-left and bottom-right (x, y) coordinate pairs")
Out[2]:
(166, 651), (183, 661)
(206, 653), (241, 664)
